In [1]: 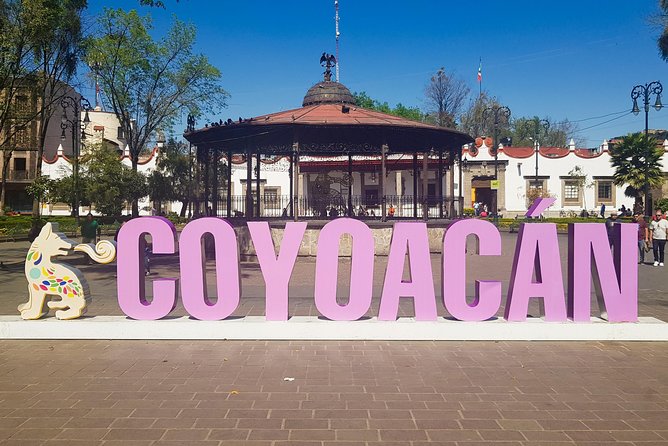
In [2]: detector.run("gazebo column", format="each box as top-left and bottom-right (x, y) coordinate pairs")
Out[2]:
(412, 151), (418, 218)
(255, 152), (261, 217)
(245, 147), (253, 218)
(226, 150), (232, 218)
(292, 142), (300, 222)
(381, 144), (387, 222)
(212, 147), (219, 216)
(288, 153), (293, 218)
(347, 153), (353, 216)
(449, 151), (456, 218)
(438, 149), (444, 219)
(203, 149), (210, 215)
(422, 152), (429, 222)
(458, 151), (463, 217)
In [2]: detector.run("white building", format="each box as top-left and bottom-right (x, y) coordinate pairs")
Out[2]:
(460, 136), (668, 218)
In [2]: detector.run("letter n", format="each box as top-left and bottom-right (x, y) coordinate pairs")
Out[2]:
(568, 223), (638, 322)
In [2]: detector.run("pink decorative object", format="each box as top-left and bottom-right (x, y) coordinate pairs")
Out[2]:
(248, 222), (306, 320)
(525, 197), (556, 218)
(442, 219), (502, 321)
(314, 218), (374, 320)
(378, 222), (437, 321)
(568, 223), (638, 322)
(117, 217), (177, 320)
(505, 223), (567, 321)
(179, 218), (240, 320)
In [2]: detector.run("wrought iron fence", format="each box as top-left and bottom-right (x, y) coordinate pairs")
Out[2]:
(204, 194), (457, 219)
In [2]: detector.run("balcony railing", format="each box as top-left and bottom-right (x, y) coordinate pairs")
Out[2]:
(3, 170), (33, 181)
(201, 194), (460, 219)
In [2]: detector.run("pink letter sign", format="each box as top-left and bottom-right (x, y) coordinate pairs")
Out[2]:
(179, 218), (240, 320)
(248, 222), (306, 321)
(314, 218), (374, 320)
(568, 223), (638, 322)
(505, 223), (566, 322)
(117, 216), (177, 320)
(442, 219), (501, 321)
(379, 222), (437, 321)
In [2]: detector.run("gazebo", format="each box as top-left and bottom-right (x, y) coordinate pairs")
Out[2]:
(183, 57), (473, 220)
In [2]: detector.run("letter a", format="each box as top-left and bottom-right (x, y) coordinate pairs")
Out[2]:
(505, 223), (566, 322)
(379, 222), (437, 321)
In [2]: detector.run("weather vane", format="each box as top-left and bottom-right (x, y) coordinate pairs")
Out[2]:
(320, 52), (337, 82)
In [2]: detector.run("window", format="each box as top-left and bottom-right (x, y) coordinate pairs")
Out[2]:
(564, 180), (580, 202)
(14, 127), (29, 148)
(117, 127), (125, 139)
(14, 158), (26, 171)
(597, 181), (612, 201)
(14, 95), (29, 115)
(263, 187), (280, 209)
(525, 178), (547, 207)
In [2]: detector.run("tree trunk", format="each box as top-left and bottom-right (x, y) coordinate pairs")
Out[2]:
(131, 156), (139, 217)
(0, 151), (12, 216)
(179, 199), (189, 217)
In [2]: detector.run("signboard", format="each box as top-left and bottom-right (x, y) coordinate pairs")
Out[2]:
(20, 209), (639, 325)
(490, 179), (500, 190)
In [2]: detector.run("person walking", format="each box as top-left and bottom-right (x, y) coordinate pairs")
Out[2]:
(81, 213), (99, 244)
(633, 213), (649, 264)
(600, 203), (606, 218)
(604, 210), (619, 247)
(650, 209), (668, 267)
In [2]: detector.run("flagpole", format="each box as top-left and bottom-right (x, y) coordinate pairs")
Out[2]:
(478, 57), (482, 99)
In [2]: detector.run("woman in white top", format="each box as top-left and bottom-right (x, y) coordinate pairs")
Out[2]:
(650, 209), (668, 266)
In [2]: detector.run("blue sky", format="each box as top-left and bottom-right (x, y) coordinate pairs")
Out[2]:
(85, 1), (668, 147)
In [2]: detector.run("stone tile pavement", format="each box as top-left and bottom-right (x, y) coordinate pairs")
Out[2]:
(0, 232), (667, 444)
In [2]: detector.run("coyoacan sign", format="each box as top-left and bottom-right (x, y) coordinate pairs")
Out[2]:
(21, 199), (638, 323)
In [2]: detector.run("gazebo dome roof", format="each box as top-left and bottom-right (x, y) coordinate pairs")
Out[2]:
(302, 81), (355, 106)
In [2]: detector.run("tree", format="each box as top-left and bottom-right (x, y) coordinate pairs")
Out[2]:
(511, 116), (580, 147)
(353, 91), (426, 122)
(566, 165), (593, 210)
(147, 138), (192, 216)
(27, 0), (87, 221)
(658, 0), (668, 60)
(86, 8), (227, 216)
(424, 67), (470, 128)
(0, 0), (87, 218)
(609, 133), (664, 213)
(48, 144), (147, 216)
(459, 92), (510, 138)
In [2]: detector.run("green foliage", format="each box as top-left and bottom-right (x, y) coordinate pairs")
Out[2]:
(655, 197), (668, 212)
(511, 116), (577, 147)
(85, 8), (227, 170)
(609, 133), (664, 194)
(659, 0), (668, 61)
(352, 91), (426, 122)
(459, 92), (510, 138)
(147, 138), (191, 207)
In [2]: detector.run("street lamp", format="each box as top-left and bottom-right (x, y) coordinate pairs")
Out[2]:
(60, 95), (92, 220)
(482, 105), (511, 226)
(631, 81), (663, 215)
(186, 114), (196, 218)
(526, 118), (550, 190)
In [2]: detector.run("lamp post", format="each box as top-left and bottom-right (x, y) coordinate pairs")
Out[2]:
(528, 118), (550, 190)
(60, 96), (92, 221)
(482, 105), (511, 226)
(631, 81), (663, 216)
(186, 114), (196, 218)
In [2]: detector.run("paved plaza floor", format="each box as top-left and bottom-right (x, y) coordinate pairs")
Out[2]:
(0, 231), (667, 445)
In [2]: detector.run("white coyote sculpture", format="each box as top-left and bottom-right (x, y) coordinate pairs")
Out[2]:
(20, 222), (116, 320)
